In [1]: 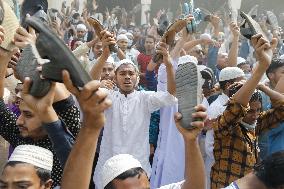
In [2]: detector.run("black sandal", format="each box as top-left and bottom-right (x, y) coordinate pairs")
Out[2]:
(16, 44), (52, 97)
(24, 17), (92, 90)
(240, 11), (268, 41)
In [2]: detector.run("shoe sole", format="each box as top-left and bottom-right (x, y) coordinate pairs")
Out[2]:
(16, 44), (51, 97)
(176, 62), (201, 130)
(25, 17), (92, 88)
(240, 11), (269, 41)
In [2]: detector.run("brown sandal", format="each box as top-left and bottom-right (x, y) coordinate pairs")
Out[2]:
(87, 16), (118, 53)
(153, 19), (187, 63)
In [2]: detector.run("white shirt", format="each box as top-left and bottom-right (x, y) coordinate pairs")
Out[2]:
(94, 90), (177, 189)
(158, 181), (184, 189)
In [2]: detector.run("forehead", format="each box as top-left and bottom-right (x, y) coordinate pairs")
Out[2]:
(274, 66), (284, 73)
(145, 37), (154, 42)
(113, 173), (149, 189)
(1, 163), (39, 182)
(19, 100), (33, 113)
(118, 39), (128, 43)
(103, 63), (115, 69)
(249, 100), (262, 108)
(94, 42), (102, 47)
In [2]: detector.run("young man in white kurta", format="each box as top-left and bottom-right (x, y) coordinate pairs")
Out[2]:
(91, 31), (177, 189)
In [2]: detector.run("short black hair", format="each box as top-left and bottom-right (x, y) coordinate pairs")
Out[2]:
(4, 161), (51, 184)
(266, 58), (284, 79)
(255, 151), (284, 188)
(219, 78), (236, 91)
(104, 167), (146, 189)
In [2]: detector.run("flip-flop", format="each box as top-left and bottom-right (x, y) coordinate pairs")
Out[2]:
(176, 62), (202, 130)
(157, 13), (169, 37)
(16, 44), (51, 97)
(87, 16), (118, 53)
(240, 11), (269, 41)
(24, 16), (92, 89)
(153, 19), (187, 63)
(266, 11), (278, 30)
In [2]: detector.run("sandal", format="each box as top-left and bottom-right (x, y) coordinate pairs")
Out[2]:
(176, 61), (202, 129)
(24, 17), (92, 90)
(16, 44), (52, 97)
(266, 11), (278, 30)
(153, 18), (187, 63)
(157, 13), (169, 37)
(240, 11), (268, 41)
(0, 1), (19, 51)
(87, 16), (118, 53)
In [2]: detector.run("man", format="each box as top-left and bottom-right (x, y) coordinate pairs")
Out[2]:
(223, 151), (284, 189)
(259, 58), (284, 160)
(0, 26), (80, 187)
(237, 57), (252, 79)
(113, 34), (136, 65)
(210, 34), (280, 189)
(205, 66), (245, 188)
(59, 70), (207, 189)
(0, 145), (53, 189)
(137, 35), (156, 89)
(91, 30), (177, 189)
(70, 24), (87, 50)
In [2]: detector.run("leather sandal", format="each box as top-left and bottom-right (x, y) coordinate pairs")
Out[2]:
(87, 16), (118, 53)
(240, 11), (269, 41)
(153, 19), (187, 63)
(24, 17), (92, 90)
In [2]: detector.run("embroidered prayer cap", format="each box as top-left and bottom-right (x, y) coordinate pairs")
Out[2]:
(116, 34), (128, 41)
(8, 145), (53, 171)
(237, 57), (247, 66)
(115, 59), (138, 72)
(106, 56), (115, 65)
(219, 67), (245, 82)
(102, 154), (142, 188)
(178, 55), (198, 66)
(76, 23), (87, 31)
(0, 0), (19, 51)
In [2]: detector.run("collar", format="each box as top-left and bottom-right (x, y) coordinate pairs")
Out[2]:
(240, 120), (256, 131)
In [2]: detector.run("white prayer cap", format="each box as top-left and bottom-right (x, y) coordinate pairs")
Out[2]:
(102, 154), (142, 188)
(237, 57), (247, 66)
(115, 59), (138, 72)
(178, 55), (198, 66)
(8, 145), (53, 171)
(280, 54), (284, 60)
(125, 32), (134, 38)
(116, 34), (128, 41)
(200, 33), (211, 40)
(76, 24), (87, 31)
(219, 67), (245, 82)
(106, 56), (115, 65)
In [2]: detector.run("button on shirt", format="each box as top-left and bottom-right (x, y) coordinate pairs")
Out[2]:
(94, 90), (177, 189)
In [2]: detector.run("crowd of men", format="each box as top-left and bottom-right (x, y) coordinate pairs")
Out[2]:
(0, 0), (284, 189)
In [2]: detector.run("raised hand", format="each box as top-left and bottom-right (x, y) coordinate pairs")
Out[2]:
(251, 34), (277, 70)
(175, 105), (207, 141)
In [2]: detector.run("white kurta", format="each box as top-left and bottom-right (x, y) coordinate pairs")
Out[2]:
(205, 93), (229, 189)
(93, 90), (177, 189)
(151, 59), (186, 188)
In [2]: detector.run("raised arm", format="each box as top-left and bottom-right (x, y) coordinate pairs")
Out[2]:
(90, 30), (116, 80)
(61, 71), (112, 189)
(234, 34), (277, 106)
(175, 105), (207, 189)
(227, 22), (240, 67)
(155, 42), (176, 96)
